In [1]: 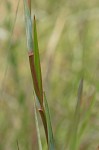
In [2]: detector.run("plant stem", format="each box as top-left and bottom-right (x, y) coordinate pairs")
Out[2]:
(27, 0), (31, 14)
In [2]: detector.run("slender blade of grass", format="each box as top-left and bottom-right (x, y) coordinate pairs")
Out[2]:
(23, 0), (41, 105)
(32, 17), (48, 142)
(33, 89), (48, 143)
(23, 0), (33, 52)
(34, 101), (43, 150)
(78, 90), (96, 141)
(0, 0), (20, 97)
(33, 16), (43, 105)
(23, 0), (48, 142)
(29, 54), (43, 106)
(17, 141), (20, 150)
(70, 79), (83, 150)
(44, 92), (55, 150)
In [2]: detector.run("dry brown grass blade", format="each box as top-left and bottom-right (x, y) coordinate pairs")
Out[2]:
(38, 108), (48, 143)
(43, 9), (66, 84)
(29, 52), (43, 107)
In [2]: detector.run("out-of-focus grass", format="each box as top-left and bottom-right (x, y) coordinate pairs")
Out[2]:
(0, 0), (99, 150)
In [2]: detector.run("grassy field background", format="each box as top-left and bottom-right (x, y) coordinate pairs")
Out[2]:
(0, 0), (99, 150)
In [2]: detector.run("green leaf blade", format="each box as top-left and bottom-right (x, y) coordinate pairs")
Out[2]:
(33, 16), (43, 104)
(44, 93), (55, 150)
(34, 101), (43, 150)
(70, 79), (83, 150)
(78, 90), (96, 141)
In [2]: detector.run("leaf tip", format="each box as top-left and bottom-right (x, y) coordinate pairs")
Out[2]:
(34, 15), (36, 20)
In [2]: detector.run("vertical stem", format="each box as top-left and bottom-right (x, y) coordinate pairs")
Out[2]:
(27, 0), (31, 14)
(29, 52), (48, 143)
(26, 0), (48, 145)
(29, 52), (43, 107)
(39, 109), (48, 144)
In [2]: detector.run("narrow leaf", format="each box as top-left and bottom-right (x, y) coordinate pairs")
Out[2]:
(33, 16), (43, 104)
(24, 1), (42, 105)
(33, 91), (48, 144)
(34, 101), (43, 150)
(44, 92), (55, 150)
(78, 90), (95, 140)
(0, 0), (20, 97)
(17, 141), (20, 150)
(29, 54), (42, 106)
(70, 79), (83, 150)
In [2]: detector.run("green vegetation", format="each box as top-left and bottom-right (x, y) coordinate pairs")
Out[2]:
(0, 0), (99, 150)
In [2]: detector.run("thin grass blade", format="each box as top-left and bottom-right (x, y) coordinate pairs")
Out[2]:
(70, 79), (83, 150)
(0, 0), (20, 97)
(33, 16), (43, 105)
(17, 141), (20, 150)
(33, 89), (48, 143)
(34, 101), (43, 150)
(23, 0), (42, 105)
(78, 90), (96, 141)
(44, 92), (55, 150)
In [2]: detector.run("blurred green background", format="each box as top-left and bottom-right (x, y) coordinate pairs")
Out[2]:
(0, 0), (99, 150)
